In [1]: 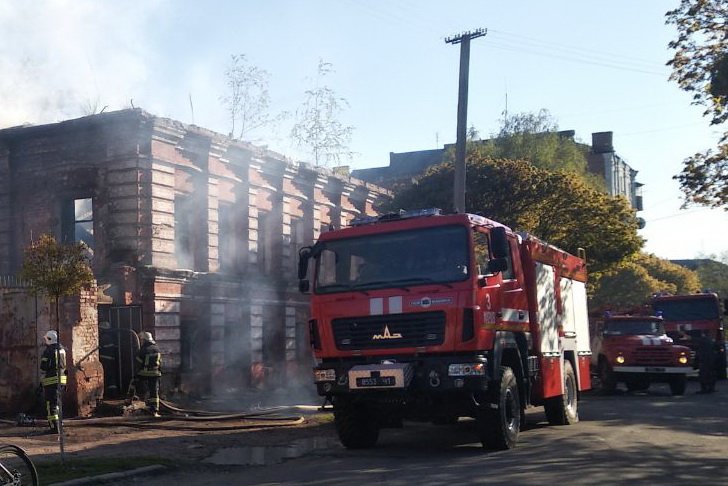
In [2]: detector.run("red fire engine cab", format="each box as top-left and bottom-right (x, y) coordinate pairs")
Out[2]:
(298, 209), (592, 450)
(652, 292), (727, 380)
(591, 313), (692, 395)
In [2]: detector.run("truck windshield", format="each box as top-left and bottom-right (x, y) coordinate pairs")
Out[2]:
(603, 320), (664, 336)
(652, 298), (720, 321)
(315, 225), (469, 294)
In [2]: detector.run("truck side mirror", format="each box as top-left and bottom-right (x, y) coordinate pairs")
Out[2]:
(298, 247), (311, 280)
(486, 227), (509, 274)
(490, 226), (509, 259)
(486, 257), (508, 274)
(298, 247), (312, 293)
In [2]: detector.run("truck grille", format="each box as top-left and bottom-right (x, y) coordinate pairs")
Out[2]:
(632, 346), (673, 365)
(332, 311), (446, 350)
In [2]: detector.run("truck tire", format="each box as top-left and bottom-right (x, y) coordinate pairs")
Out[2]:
(598, 359), (617, 393)
(477, 366), (520, 450)
(669, 375), (687, 396)
(334, 401), (379, 449)
(544, 360), (579, 425)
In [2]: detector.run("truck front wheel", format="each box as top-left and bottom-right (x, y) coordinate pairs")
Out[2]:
(334, 399), (380, 449)
(544, 360), (579, 425)
(598, 359), (617, 393)
(669, 375), (687, 396)
(477, 366), (520, 450)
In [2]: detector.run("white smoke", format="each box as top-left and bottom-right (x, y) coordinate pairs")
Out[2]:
(0, 0), (164, 127)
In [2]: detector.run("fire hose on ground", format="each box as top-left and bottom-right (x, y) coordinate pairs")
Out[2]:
(2, 399), (333, 432)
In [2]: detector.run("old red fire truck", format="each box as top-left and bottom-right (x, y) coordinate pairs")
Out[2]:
(298, 208), (592, 450)
(590, 313), (692, 395)
(651, 292), (727, 380)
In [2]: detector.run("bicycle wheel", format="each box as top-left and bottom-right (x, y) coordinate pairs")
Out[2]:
(0, 444), (39, 486)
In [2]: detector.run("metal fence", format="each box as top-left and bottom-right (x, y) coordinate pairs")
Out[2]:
(0, 275), (32, 289)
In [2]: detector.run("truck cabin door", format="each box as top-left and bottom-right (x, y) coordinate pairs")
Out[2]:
(498, 235), (528, 332)
(473, 229), (528, 332)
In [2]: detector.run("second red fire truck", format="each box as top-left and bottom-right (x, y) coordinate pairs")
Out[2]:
(590, 313), (692, 395)
(298, 208), (592, 450)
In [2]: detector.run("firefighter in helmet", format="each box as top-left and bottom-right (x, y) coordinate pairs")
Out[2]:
(40, 330), (67, 433)
(135, 331), (162, 417)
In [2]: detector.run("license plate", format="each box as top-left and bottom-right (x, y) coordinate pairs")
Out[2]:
(348, 363), (412, 389)
(646, 367), (666, 373)
(356, 376), (396, 387)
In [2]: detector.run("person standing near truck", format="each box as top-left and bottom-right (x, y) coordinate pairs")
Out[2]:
(696, 330), (717, 394)
(135, 331), (162, 417)
(40, 330), (67, 433)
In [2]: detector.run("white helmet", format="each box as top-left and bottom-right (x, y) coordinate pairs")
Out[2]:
(138, 331), (155, 344)
(44, 330), (58, 345)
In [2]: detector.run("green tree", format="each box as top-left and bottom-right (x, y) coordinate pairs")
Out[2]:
(291, 59), (354, 167)
(589, 253), (701, 311)
(220, 54), (281, 141)
(589, 262), (671, 311)
(666, 0), (728, 209)
(635, 253), (701, 294)
(386, 155), (642, 274)
(19, 233), (94, 462)
(468, 109), (603, 189)
(20, 234), (95, 332)
(692, 252), (728, 297)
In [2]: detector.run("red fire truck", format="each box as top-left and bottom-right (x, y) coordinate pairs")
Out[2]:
(298, 208), (592, 450)
(590, 313), (692, 395)
(651, 293), (727, 380)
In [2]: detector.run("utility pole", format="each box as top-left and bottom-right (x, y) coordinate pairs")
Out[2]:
(446, 28), (486, 214)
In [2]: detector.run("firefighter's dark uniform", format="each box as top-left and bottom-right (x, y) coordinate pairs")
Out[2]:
(40, 341), (67, 432)
(696, 333), (717, 393)
(136, 336), (162, 415)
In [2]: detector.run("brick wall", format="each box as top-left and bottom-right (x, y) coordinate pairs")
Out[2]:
(0, 109), (391, 398)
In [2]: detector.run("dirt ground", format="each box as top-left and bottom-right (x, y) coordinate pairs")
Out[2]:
(0, 397), (336, 465)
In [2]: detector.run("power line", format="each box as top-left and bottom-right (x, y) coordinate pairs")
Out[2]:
(342, 2), (671, 77)
(484, 41), (666, 76)
(488, 28), (665, 70)
(645, 207), (717, 223)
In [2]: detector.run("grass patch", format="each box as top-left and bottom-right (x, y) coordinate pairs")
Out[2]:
(35, 456), (174, 485)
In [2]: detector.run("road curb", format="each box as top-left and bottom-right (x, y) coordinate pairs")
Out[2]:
(48, 464), (167, 486)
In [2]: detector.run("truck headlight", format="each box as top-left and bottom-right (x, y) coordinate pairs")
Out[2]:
(678, 353), (688, 365)
(448, 362), (486, 376)
(314, 368), (336, 382)
(615, 354), (625, 364)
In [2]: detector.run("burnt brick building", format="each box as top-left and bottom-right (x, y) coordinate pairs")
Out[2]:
(0, 109), (390, 399)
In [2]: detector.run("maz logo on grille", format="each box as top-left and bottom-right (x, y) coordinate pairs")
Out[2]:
(372, 325), (402, 340)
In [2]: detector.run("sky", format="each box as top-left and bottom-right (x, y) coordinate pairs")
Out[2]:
(1, 0), (727, 261)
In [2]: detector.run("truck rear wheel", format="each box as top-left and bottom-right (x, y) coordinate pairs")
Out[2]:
(669, 375), (687, 396)
(544, 360), (579, 425)
(477, 366), (520, 450)
(334, 400), (379, 449)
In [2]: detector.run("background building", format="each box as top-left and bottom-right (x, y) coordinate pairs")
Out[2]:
(352, 130), (643, 212)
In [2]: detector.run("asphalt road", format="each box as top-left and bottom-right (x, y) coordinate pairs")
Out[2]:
(109, 379), (728, 486)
